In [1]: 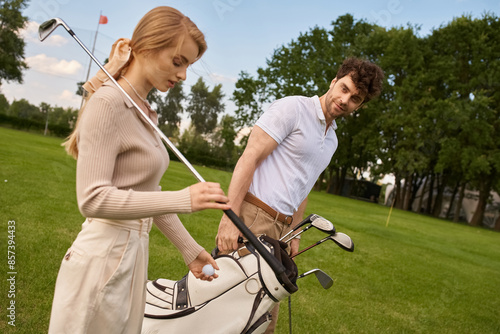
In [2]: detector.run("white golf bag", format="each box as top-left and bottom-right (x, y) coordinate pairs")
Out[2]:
(142, 235), (298, 334)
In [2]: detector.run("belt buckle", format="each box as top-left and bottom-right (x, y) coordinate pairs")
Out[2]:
(284, 215), (293, 225)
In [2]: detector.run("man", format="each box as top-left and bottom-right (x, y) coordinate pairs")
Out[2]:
(217, 57), (383, 333)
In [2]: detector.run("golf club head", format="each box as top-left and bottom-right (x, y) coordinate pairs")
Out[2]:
(314, 269), (334, 289)
(311, 216), (336, 235)
(39, 18), (70, 41)
(330, 232), (354, 252)
(282, 214), (336, 243)
(297, 269), (333, 289)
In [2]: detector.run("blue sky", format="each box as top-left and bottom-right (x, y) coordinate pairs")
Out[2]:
(3, 0), (499, 114)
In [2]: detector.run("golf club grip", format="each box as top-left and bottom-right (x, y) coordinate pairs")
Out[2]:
(223, 209), (286, 276)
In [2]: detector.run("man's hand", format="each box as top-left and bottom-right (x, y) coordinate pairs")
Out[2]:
(216, 214), (242, 253)
(188, 250), (220, 281)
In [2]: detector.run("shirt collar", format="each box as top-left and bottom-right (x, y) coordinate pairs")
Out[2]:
(102, 81), (158, 125)
(313, 95), (337, 130)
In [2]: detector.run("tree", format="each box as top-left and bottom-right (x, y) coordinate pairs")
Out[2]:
(429, 14), (500, 226)
(8, 99), (42, 121)
(50, 106), (78, 128)
(148, 82), (185, 138)
(186, 77), (225, 135)
(0, 0), (29, 85)
(0, 93), (9, 113)
(211, 114), (238, 167)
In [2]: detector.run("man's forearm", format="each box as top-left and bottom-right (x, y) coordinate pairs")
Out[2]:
(226, 154), (257, 215)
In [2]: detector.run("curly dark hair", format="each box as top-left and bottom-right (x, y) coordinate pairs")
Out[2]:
(336, 58), (384, 102)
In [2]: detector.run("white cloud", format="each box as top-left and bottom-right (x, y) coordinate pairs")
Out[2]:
(58, 89), (82, 107)
(209, 72), (237, 84)
(20, 21), (68, 46)
(26, 54), (83, 76)
(20, 21), (39, 40)
(40, 34), (68, 47)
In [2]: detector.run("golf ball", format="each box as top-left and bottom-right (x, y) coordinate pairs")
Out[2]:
(202, 264), (215, 276)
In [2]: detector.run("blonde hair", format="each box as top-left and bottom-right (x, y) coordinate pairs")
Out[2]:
(63, 6), (207, 159)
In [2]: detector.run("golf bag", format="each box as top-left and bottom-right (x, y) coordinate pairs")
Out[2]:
(142, 235), (298, 333)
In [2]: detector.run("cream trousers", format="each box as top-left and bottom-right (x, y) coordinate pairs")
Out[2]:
(49, 217), (152, 334)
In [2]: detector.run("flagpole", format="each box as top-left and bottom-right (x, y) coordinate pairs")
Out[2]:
(80, 11), (103, 108)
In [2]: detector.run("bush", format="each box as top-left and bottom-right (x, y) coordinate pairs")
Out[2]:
(0, 114), (71, 137)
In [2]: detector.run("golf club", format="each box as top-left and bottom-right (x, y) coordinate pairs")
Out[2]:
(297, 269), (333, 289)
(279, 214), (316, 242)
(38, 18), (289, 282)
(291, 232), (354, 258)
(283, 216), (335, 243)
(280, 214), (336, 242)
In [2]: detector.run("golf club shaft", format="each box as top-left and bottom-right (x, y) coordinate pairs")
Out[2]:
(283, 228), (307, 244)
(291, 236), (329, 258)
(279, 214), (315, 242)
(41, 19), (288, 280)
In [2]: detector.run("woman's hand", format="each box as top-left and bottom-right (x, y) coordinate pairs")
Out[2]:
(188, 250), (220, 281)
(189, 182), (231, 211)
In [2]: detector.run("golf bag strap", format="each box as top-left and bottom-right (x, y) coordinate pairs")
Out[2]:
(175, 276), (189, 310)
(246, 312), (272, 334)
(240, 289), (267, 334)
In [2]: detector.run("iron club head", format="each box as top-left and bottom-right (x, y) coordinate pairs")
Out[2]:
(297, 269), (333, 289)
(39, 18), (72, 41)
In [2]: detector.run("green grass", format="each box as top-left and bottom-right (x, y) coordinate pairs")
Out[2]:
(1, 127), (499, 333)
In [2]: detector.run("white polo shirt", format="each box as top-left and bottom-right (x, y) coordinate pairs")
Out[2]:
(248, 95), (338, 216)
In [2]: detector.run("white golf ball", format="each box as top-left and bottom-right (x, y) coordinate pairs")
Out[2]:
(202, 264), (215, 276)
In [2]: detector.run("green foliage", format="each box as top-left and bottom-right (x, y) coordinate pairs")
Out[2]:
(0, 92), (10, 113)
(75, 81), (85, 96)
(8, 99), (43, 121)
(186, 77), (225, 135)
(0, 99), (77, 137)
(178, 125), (236, 170)
(148, 83), (185, 138)
(231, 70), (270, 129)
(0, 0), (29, 84)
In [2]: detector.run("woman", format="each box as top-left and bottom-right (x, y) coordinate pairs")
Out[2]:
(49, 7), (230, 334)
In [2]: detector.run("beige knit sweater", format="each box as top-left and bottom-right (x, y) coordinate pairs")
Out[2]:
(76, 81), (203, 264)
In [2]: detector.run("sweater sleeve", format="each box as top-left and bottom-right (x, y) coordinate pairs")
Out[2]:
(153, 214), (204, 265)
(76, 94), (192, 219)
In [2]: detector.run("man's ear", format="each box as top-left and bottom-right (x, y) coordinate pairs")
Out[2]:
(330, 77), (337, 88)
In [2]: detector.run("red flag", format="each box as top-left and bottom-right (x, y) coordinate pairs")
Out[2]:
(99, 15), (108, 24)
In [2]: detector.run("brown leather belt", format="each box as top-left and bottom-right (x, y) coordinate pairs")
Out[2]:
(244, 192), (293, 225)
